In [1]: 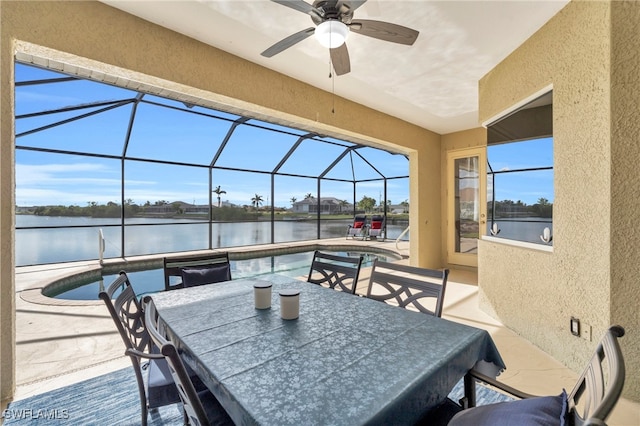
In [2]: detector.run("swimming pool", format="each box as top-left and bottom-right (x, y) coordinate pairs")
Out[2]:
(48, 250), (398, 300)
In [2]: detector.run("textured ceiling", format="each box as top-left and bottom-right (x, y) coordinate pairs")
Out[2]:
(101, 0), (569, 134)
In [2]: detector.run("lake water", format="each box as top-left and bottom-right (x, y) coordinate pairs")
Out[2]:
(16, 215), (551, 266)
(486, 218), (553, 244)
(15, 216), (409, 266)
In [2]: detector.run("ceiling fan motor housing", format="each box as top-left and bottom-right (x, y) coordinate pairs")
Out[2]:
(311, 0), (355, 25)
(262, 0), (419, 75)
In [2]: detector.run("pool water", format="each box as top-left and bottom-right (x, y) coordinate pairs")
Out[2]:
(52, 251), (391, 300)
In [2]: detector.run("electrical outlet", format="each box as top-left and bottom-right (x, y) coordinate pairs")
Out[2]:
(582, 324), (592, 342)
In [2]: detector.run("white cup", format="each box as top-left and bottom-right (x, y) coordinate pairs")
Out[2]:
(254, 282), (272, 309)
(279, 289), (300, 320)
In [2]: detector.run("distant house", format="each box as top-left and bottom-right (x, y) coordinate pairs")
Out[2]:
(388, 204), (407, 214)
(292, 197), (352, 214)
(15, 206), (35, 214)
(182, 200), (236, 214)
(145, 201), (201, 215)
(183, 203), (209, 214)
(143, 203), (182, 215)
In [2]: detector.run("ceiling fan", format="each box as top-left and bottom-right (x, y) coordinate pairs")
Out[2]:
(261, 0), (419, 76)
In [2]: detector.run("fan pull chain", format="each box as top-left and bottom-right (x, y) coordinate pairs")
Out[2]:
(329, 55), (335, 114)
(332, 74), (336, 114)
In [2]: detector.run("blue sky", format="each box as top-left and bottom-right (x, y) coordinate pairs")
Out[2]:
(487, 137), (554, 204)
(14, 63), (551, 208)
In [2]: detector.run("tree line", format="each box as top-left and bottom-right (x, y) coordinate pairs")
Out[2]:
(30, 200), (260, 220)
(26, 189), (411, 218)
(491, 197), (552, 218)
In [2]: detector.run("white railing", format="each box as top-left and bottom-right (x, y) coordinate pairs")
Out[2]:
(98, 228), (105, 264)
(395, 225), (410, 255)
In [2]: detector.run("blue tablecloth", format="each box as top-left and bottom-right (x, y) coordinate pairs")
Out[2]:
(150, 274), (505, 425)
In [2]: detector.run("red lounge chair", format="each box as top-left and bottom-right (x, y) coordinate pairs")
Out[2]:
(367, 214), (385, 241)
(346, 214), (368, 240)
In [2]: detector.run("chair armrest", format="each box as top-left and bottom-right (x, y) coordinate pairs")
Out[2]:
(468, 369), (539, 400)
(125, 348), (165, 360)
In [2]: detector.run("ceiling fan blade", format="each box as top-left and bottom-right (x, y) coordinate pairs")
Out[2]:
(330, 43), (351, 76)
(270, 0), (321, 18)
(348, 0), (368, 12)
(261, 28), (316, 57)
(350, 19), (419, 45)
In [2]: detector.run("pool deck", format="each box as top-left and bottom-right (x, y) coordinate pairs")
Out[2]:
(8, 238), (640, 425)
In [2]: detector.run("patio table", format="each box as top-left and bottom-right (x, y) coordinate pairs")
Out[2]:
(150, 274), (505, 425)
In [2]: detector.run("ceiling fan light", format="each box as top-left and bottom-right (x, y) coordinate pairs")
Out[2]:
(315, 20), (349, 49)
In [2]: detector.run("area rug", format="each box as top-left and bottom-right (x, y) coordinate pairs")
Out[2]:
(3, 367), (182, 426)
(3, 367), (512, 425)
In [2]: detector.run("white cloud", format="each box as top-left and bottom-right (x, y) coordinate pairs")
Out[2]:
(16, 188), (119, 206)
(17, 162), (124, 205)
(16, 91), (84, 109)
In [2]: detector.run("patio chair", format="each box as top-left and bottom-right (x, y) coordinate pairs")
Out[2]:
(367, 214), (386, 241)
(346, 214), (368, 240)
(99, 271), (182, 426)
(448, 325), (626, 426)
(307, 250), (364, 294)
(365, 259), (449, 317)
(139, 297), (234, 426)
(163, 252), (231, 291)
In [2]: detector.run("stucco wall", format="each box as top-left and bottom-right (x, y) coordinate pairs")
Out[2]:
(0, 0), (443, 402)
(479, 0), (639, 400)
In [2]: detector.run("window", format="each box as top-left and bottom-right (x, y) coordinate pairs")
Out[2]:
(486, 92), (553, 245)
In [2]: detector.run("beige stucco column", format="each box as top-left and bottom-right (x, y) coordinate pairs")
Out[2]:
(0, 0), (17, 405)
(0, 0), (444, 403)
(610, 0), (640, 401)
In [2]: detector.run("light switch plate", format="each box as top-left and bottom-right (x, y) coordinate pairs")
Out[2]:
(570, 317), (580, 336)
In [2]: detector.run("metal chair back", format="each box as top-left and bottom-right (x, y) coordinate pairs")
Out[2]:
(99, 272), (179, 425)
(163, 252), (231, 291)
(366, 259), (449, 317)
(457, 326), (626, 426)
(144, 298), (210, 425)
(307, 250), (364, 294)
(568, 325), (626, 426)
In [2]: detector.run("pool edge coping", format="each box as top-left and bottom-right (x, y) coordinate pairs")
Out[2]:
(19, 241), (405, 306)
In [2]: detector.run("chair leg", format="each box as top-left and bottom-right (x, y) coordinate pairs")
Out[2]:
(131, 358), (148, 426)
(462, 371), (476, 409)
(141, 405), (148, 426)
(362, 227), (369, 240)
